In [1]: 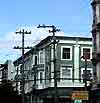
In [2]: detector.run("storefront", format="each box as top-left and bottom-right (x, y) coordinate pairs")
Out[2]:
(35, 87), (88, 103)
(38, 87), (72, 103)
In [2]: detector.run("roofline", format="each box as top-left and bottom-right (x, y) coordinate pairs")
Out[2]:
(13, 36), (92, 65)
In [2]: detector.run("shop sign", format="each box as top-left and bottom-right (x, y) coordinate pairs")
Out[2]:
(71, 91), (88, 100)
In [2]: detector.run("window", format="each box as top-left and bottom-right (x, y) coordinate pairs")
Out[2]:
(62, 69), (70, 76)
(39, 51), (44, 64)
(40, 72), (43, 83)
(35, 56), (37, 65)
(45, 47), (50, 63)
(61, 66), (72, 80)
(61, 46), (72, 60)
(96, 5), (100, 23)
(83, 48), (90, 59)
(20, 65), (23, 73)
(82, 70), (92, 81)
(2, 69), (8, 80)
(83, 70), (91, 75)
(81, 47), (92, 60)
(81, 68), (93, 82)
(46, 66), (50, 80)
(63, 48), (70, 59)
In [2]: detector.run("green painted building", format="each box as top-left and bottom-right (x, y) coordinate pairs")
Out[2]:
(14, 36), (93, 103)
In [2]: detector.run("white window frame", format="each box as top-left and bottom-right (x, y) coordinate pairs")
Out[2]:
(81, 47), (92, 61)
(61, 46), (72, 60)
(60, 66), (72, 82)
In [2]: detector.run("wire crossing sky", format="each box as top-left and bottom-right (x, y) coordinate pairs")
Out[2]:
(0, 0), (92, 63)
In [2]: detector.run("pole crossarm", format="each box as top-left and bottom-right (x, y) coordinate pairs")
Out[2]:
(15, 29), (31, 34)
(13, 46), (33, 49)
(37, 24), (60, 34)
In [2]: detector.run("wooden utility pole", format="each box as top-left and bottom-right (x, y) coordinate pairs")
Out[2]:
(82, 52), (90, 90)
(37, 24), (60, 103)
(14, 29), (31, 103)
(84, 57), (87, 90)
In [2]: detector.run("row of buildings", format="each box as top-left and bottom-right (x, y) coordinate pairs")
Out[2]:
(0, 36), (93, 103)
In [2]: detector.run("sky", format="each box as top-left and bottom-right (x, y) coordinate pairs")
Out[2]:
(0, 0), (93, 63)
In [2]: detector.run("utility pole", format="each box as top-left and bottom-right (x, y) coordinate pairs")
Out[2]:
(14, 29), (31, 103)
(82, 52), (89, 90)
(37, 24), (60, 103)
(84, 57), (87, 90)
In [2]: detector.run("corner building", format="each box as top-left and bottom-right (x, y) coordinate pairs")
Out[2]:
(14, 36), (93, 103)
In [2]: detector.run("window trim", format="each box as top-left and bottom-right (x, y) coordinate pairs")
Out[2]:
(81, 47), (92, 61)
(61, 46), (72, 60)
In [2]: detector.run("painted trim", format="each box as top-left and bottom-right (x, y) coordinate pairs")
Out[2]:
(59, 40), (92, 45)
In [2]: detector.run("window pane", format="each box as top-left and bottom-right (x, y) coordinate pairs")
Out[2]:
(62, 48), (70, 59)
(40, 72), (43, 83)
(35, 56), (37, 65)
(62, 67), (71, 78)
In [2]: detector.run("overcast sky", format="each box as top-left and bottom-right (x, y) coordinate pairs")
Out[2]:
(0, 0), (93, 63)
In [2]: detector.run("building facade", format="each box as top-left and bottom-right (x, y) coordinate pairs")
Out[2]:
(0, 60), (15, 82)
(90, 0), (100, 102)
(13, 36), (93, 103)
